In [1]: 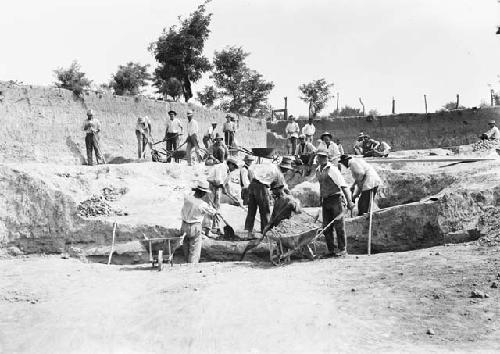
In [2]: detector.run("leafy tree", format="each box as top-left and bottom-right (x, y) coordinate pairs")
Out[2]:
(160, 77), (183, 101)
(110, 62), (151, 96)
(368, 109), (380, 116)
(436, 101), (466, 112)
(149, 1), (212, 102)
(298, 79), (333, 117)
(197, 85), (218, 107)
(331, 105), (363, 117)
(211, 46), (274, 116)
(53, 60), (92, 96)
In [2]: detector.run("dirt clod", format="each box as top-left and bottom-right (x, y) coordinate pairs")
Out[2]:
(427, 328), (435, 335)
(470, 289), (489, 298)
(491, 282), (498, 289)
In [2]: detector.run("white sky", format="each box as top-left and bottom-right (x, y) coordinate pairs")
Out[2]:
(1, 0), (500, 115)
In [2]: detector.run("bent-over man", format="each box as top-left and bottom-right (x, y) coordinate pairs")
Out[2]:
(135, 116), (152, 159)
(480, 120), (500, 141)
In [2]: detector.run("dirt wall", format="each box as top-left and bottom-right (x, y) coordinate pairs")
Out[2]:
(267, 107), (500, 154)
(0, 82), (266, 164)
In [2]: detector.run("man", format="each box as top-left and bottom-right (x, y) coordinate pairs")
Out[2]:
(135, 116), (152, 159)
(367, 140), (391, 157)
(361, 135), (377, 156)
(285, 115), (300, 155)
(203, 121), (218, 149)
(223, 157), (242, 206)
(262, 181), (314, 260)
(278, 156), (296, 186)
(185, 110), (201, 166)
(83, 109), (105, 166)
(317, 132), (341, 164)
(164, 110), (183, 163)
(295, 134), (316, 172)
(245, 163), (287, 238)
(340, 154), (382, 216)
(353, 134), (365, 155)
(301, 118), (316, 143)
(208, 133), (228, 163)
(316, 148), (354, 257)
(223, 114), (236, 149)
(180, 180), (217, 263)
(480, 120), (500, 141)
(240, 154), (255, 205)
(207, 157), (228, 234)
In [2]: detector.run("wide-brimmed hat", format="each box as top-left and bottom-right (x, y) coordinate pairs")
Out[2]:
(279, 156), (294, 170)
(214, 132), (224, 140)
(226, 157), (239, 167)
(339, 154), (352, 167)
(211, 120), (217, 125)
(226, 114), (232, 119)
(192, 180), (210, 193)
(288, 115), (295, 121)
(244, 154), (255, 162)
(137, 116), (146, 123)
(187, 110), (194, 116)
(168, 110), (177, 116)
(87, 109), (94, 116)
(320, 131), (333, 139)
(270, 180), (285, 190)
(316, 148), (329, 157)
(488, 120), (496, 125)
(298, 134), (306, 140)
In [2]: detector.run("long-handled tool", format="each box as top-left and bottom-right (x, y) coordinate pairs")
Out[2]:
(107, 221), (117, 265)
(367, 190), (374, 255)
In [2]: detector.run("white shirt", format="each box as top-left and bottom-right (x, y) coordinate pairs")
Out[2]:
(208, 163), (228, 185)
(348, 158), (382, 191)
(317, 141), (341, 161)
(186, 119), (199, 136)
(181, 194), (216, 224)
(285, 122), (300, 138)
(316, 163), (348, 188)
(485, 126), (500, 140)
(224, 169), (242, 200)
(165, 118), (183, 134)
(249, 163), (287, 188)
(302, 123), (316, 136)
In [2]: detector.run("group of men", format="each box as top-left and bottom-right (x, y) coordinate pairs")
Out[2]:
(353, 134), (391, 157)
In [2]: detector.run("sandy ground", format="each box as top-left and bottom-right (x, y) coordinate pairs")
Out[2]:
(1, 242), (500, 354)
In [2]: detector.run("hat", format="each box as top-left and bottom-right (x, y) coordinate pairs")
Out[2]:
(316, 148), (329, 157)
(187, 110), (194, 116)
(211, 120), (217, 125)
(230, 116), (236, 121)
(192, 180), (210, 193)
(226, 157), (239, 167)
(270, 180), (285, 190)
(244, 154), (255, 161)
(226, 114), (232, 119)
(339, 154), (352, 166)
(168, 110), (177, 116)
(320, 131), (333, 140)
(137, 116), (146, 123)
(279, 156), (294, 170)
(298, 134), (306, 139)
(214, 132), (224, 140)
(488, 120), (496, 125)
(87, 109), (94, 116)
(289, 115), (295, 120)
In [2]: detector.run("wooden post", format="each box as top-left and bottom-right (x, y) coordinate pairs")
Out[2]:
(424, 94), (428, 113)
(359, 97), (365, 116)
(308, 101), (312, 119)
(367, 191), (374, 255)
(107, 221), (117, 265)
(284, 97), (288, 121)
(491, 90), (495, 106)
(336, 92), (340, 115)
(392, 97), (396, 114)
(456, 94), (460, 109)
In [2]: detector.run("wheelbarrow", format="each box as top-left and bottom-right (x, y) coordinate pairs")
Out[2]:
(142, 233), (185, 271)
(233, 147), (279, 163)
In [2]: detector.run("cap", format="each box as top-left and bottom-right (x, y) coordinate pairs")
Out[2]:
(168, 110), (177, 116)
(87, 109), (94, 116)
(226, 157), (239, 167)
(339, 154), (352, 166)
(214, 132), (224, 140)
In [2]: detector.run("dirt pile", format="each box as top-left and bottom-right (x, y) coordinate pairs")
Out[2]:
(472, 140), (499, 152)
(77, 195), (126, 217)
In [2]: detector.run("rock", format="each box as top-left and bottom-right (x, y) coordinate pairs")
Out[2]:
(427, 328), (435, 335)
(470, 289), (488, 298)
(7, 246), (23, 256)
(351, 288), (356, 292)
(491, 282), (498, 289)
(435, 252), (440, 255)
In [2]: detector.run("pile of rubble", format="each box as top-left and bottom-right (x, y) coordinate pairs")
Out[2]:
(475, 206), (500, 246)
(77, 195), (126, 217)
(272, 216), (319, 237)
(102, 186), (128, 202)
(472, 140), (499, 152)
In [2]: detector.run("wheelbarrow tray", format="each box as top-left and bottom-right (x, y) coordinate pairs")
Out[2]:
(251, 148), (275, 158)
(141, 234), (185, 269)
(267, 228), (319, 250)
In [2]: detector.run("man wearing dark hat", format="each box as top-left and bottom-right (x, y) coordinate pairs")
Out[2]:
(240, 154), (255, 205)
(278, 156), (296, 186)
(480, 120), (500, 141)
(164, 109), (183, 163)
(340, 154), (382, 216)
(83, 109), (105, 166)
(180, 180), (217, 263)
(316, 148), (354, 257)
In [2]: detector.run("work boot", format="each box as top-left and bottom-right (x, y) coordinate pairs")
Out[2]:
(333, 250), (348, 258)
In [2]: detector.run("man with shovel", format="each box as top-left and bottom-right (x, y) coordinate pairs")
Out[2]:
(135, 116), (152, 159)
(316, 149), (354, 258)
(164, 109), (183, 163)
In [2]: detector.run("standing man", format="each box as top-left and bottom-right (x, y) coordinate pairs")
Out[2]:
(317, 132), (341, 164)
(285, 115), (300, 155)
(223, 157), (242, 206)
(301, 118), (316, 143)
(240, 154), (255, 205)
(135, 116), (152, 159)
(180, 180), (217, 263)
(203, 121), (218, 149)
(480, 120), (500, 141)
(185, 110), (201, 166)
(316, 148), (354, 257)
(164, 110), (183, 163)
(83, 109), (105, 166)
(339, 154), (382, 216)
(223, 114), (236, 149)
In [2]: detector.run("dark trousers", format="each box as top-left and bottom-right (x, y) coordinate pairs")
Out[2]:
(288, 137), (297, 155)
(322, 194), (346, 253)
(85, 133), (103, 166)
(165, 133), (179, 163)
(224, 131), (234, 147)
(358, 187), (378, 216)
(245, 180), (270, 233)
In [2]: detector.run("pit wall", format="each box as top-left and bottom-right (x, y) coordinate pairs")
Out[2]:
(267, 107), (500, 154)
(0, 82), (266, 164)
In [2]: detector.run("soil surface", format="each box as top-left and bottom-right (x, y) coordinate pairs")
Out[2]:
(1, 242), (499, 353)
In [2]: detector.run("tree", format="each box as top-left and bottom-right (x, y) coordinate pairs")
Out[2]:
(197, 85), (218, 107)
(331, 105), (363, 117)
(149, 1), (212, 102)
(368, 109), (380, 116)
(436, 101), (466, 112)
(53, 60), (92, 96)
(109, 62), (151, 96)
(298, 79), (333, 117)
(161, 77), (183, 101)
(211, 46), (274, 116)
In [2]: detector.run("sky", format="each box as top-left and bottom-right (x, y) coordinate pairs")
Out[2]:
(1, 0), (500, 116)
